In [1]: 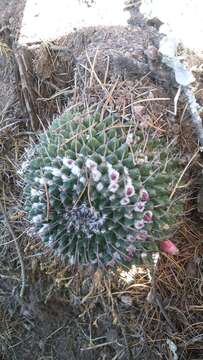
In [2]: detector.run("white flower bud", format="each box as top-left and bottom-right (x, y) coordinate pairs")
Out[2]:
(86, 159), (97, 170)
(32, 214), (43, 224)
(63, 158), (75, 168)
(92, 169), (102, 182)
(96, 182), (104, 192)
(52, 168), (62, 177)
(108, 182), (119, 193)
(71, 165), (80, 177)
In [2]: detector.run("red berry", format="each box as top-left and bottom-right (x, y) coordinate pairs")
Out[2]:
(160, 240), (179, 255)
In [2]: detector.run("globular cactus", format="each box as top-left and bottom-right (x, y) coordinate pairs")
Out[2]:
(22, 111), (182, 267)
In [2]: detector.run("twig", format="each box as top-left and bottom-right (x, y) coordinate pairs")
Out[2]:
(123, 97), (170, 110)
(48, 44), (77, 63)
(149, 272), (176, 332)
(44, 183), (51, 221)
(0, 25), (10, 34)
(155, 295), (176, 332)
(14, 46), (38, 130)
(0, 119), (25, 134)
(167, 85), (181, 116)
(160, 38), (203, 150)
(46, 325), (65, 340)
(81, 341), (116, 351)
(183, 86), (203, 150)
(0, 200), (26, 298)
(85, 51), (110, 96)
(89, 48), (99, 87)
(185, 334), (203, 346)
(170, 150), (198, 199)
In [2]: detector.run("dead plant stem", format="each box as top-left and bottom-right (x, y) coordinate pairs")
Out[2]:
(0, 200), (25, 298)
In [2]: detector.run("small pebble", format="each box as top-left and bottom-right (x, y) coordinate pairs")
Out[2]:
(120, 295), (133, 306)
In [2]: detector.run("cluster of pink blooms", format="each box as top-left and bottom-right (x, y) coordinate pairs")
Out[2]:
(119, 176), (135, 205)
(127, 229), (149, 244)
(133, 188), (152, 229)
(109, 239), (179, 266)
(123, 186), (153, 244)
(134, 211), (152, 229)
(134, 188), (149, 212)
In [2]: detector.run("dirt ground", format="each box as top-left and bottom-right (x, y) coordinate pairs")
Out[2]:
(0, 1), (203, 360)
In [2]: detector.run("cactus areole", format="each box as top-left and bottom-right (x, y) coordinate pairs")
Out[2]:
(23, 111), (182, 267)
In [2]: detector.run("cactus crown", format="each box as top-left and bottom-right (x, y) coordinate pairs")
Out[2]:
(23, 111), (182, 267)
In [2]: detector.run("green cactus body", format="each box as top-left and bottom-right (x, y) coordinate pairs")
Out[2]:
(23, 111), (182, 267)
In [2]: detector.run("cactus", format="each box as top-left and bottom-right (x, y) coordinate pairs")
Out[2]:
(22, 110), (182, 267)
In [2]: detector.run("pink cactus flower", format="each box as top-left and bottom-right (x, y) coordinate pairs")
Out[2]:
(127, 235), (136, 243)
(143, 211), (153, 223)
(107, 252), (121, 266)
(63, 158), (75, 168)
(108, 182), (119, 193)
(160, 240), (179, 255)
(120, 197), (130, 205)
(136, 230), (149, 241)
(125, 184), (135, 197)
(139, 188), (149, 202)
(134, 201), (146, 212)
(108, 169), (119, 182)
(85, 159), (97, 170)
(127, 246), (136, 256)
(124, 212), (133, 219)
(134, 219), (145, 230)
(113, 252), (121, 260)
(124, 254), (133, 262)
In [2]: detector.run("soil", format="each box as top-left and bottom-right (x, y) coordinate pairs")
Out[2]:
(0, 1), (203, 360)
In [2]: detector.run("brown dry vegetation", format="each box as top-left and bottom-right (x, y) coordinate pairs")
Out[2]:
(0, 1), (202, 359)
